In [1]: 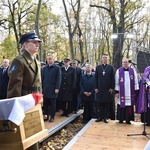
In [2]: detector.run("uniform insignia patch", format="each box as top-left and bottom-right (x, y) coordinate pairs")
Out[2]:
(11, 66), (17, 72)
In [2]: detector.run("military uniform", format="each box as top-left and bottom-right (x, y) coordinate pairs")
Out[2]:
(7, 50), (41, 98)
(6, 31), (42, 150)
(7, 31), (42, 98)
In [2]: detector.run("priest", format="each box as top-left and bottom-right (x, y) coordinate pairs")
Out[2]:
(136, 66), (150, 125)
(115, 58), (139, 124)
(95, 54), (115, 123)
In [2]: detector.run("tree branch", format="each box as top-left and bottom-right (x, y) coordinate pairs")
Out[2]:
(90, 4), (111, 12)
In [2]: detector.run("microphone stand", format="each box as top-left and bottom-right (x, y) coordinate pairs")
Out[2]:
(127, 63), (150, 139)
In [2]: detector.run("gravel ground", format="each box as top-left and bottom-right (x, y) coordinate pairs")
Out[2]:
(40, 115), (85, 150)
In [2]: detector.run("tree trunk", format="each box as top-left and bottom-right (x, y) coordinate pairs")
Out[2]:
(35, 0), (42, 61)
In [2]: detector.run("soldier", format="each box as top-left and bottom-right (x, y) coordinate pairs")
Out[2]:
(7, 31), (42, 98)
(7, 31), (42, 150)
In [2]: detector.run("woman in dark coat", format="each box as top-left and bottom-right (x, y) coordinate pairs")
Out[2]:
(80, 64), (95, 122)
(58, 58), (76, 117)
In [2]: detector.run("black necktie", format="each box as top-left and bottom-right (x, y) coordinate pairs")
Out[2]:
(3, 68), (6, 75)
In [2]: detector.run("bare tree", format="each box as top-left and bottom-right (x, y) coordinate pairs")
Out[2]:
(90, 0), (144, 70)
(62, 0), (80, 59)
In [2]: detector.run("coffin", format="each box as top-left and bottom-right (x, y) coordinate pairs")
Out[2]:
(0, 103), (48, 150)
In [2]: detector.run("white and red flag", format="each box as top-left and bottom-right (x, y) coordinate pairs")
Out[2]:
(0, 93), (43, 126)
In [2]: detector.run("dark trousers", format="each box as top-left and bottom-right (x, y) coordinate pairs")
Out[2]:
(83, 101), (95, 121)
(117, 105), (134, 122)
(61, 101), (72, 115)
(56, 99), (62, 111)
(43, 98), (56, 119)
(96, 102), (110, 119)
(108, 101), (115, 120)
(0, 95), (7, 99)
(72, 93), (79, 112)
(141, 108), (150, 124)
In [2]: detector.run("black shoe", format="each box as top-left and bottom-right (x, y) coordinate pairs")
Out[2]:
(126, 121), (131, 125)
(146, 123), (150, 126)
(49, 118), (54, 122)
(104, 118), (108, 123)
(95, 118), (102, 122)
(44, 116), (49, 122)
(82, 120), (88, 123)
(44, 118), (48, 122)
(73, 111), (77, 114)
(119, 121), (123, 124)
(66, 114), (70, 117)
(61, 112), (66, 116)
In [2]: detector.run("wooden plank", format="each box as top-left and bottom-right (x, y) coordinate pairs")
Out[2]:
(23, 129), (48, 149)
(44, 110), (64, 129)
(64, 119), (149, 150)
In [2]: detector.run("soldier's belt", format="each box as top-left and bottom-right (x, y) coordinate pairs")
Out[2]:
(22, 85), (40, 92)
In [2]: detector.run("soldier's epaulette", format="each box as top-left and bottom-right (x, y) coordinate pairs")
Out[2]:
(15, 55), (24, 60)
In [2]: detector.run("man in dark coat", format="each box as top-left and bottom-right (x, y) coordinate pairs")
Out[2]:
(80, 64), (95, 123)
(71, 60), (82, 113)
(95, 54), (115, 123)
(0, 59), (9, 99)
(58, 58), (76, 117)
(42, 54), (61, 122)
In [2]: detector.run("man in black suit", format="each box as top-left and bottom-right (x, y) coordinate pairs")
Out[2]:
(71, 60), (82, 113)
(42, 54), (61, 122)
(58, 58), (76, 117)
(0, 59), (9, 99)
(95, 54), (115, 123)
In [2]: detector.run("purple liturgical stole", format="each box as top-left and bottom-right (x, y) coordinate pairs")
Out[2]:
(136, 80), (147, 113)
(148, 91), (150, 108)
(119, 67), (135, 108)
(136, 66), (150, 113)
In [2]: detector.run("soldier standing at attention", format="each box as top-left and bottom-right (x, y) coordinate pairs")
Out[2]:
(7, 31), (42, 150)
(7, 31), (42, 98)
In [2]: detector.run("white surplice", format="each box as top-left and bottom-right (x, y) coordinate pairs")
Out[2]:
(115, 68), (139, 106)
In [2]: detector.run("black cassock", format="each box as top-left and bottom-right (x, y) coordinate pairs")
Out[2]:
(95, 64), (115, 102)
(95, 64), (115, 119)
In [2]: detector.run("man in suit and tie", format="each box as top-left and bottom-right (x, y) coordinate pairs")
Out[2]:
(0, 59), (9, 99)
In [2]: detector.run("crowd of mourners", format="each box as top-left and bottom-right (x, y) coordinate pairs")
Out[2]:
(1, 53), (150, 125)
(0, 31), (150, 127)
